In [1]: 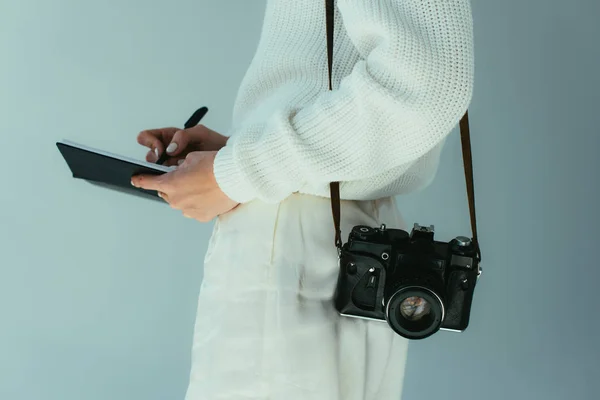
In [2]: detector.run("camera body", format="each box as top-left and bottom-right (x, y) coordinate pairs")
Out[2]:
(333, 223), (481, 340)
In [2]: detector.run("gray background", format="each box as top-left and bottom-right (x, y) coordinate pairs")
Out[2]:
(1, 0), (598, 399)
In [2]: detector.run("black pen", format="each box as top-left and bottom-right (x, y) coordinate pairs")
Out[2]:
(156, 106), (209, 165)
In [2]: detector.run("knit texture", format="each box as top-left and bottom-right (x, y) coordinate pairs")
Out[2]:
(214, 0), (474, 204)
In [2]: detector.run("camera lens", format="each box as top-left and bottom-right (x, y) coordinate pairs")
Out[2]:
(385, 287), (444, 340)
(399, 296), (431, 321)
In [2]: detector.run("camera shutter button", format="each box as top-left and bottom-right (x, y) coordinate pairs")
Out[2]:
(455, 236), (472, 247)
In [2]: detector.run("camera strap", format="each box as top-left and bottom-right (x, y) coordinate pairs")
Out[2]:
(325, 0), (480, 258)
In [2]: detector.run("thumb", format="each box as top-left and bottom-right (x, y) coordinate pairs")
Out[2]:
(166, 129), (192, 156)
(131, 173), (166, 192)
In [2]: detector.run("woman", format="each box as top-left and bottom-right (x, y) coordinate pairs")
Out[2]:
(131, 0), (474, 398)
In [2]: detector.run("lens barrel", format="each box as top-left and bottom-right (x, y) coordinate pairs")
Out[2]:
(385, 286), (445, 340)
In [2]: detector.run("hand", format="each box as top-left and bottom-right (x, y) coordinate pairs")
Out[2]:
(137, 125), (229, 166)
(131, 151), (239, 222)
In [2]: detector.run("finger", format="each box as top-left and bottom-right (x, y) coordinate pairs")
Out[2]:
(183, 124), (210, 144)
(168, 124), (219, 155)
(166, 129), (194, 157)
(131, 174), (165, 192)
(157, 191), (169, 202)
(147, 150), (183, 164)
(163, 156), (186, 167)
(146, 150), (158, 163)
(137, 127), (179, 147)
(137, 128), (178, 157)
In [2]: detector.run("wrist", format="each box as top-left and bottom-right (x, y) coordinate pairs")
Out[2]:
(213, 143), (257, 204)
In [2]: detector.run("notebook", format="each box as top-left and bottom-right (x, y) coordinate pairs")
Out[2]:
(57, 140), (176, 202)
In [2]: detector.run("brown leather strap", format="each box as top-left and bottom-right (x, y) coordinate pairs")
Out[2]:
(460, 111), (482, 260)
(325, 0), (479, 259)
(459, 111), (479, 249)
(326, 0), (334, 92)
(326, 0), (342, 249)
(330, 181), (343, 249)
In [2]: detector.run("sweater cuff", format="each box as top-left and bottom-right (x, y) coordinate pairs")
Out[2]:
(213, 141), (258, 204)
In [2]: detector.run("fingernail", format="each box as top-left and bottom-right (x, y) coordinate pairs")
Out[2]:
(131, 179), (137, 187)
(177, 159), (184, 166)
(154, 148), (159, 157)
(166, 142), (178, 154)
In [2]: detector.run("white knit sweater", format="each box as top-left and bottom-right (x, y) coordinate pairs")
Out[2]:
(213, 0), (474, 204)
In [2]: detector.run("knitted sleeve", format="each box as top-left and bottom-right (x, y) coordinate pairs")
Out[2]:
(213, 0), (474, 204)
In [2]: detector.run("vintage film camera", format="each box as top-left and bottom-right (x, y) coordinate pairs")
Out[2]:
(333, 223), (481, 340)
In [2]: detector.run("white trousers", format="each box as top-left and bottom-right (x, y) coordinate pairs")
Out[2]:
(184, 193), (409, 400)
